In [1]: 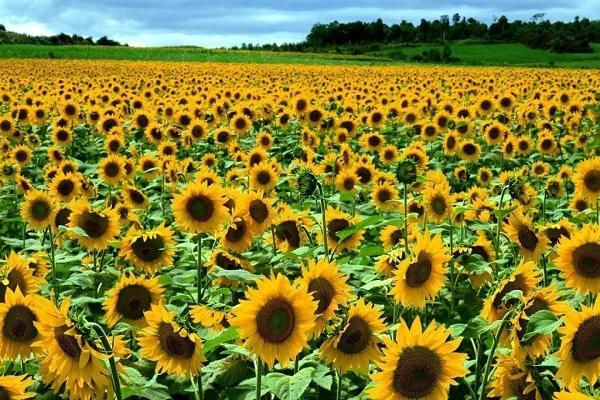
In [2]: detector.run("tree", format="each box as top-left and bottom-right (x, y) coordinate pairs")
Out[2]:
(0, 24), (6, 32)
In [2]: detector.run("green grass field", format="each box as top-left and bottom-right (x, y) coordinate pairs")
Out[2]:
(0, 42), (599, 67)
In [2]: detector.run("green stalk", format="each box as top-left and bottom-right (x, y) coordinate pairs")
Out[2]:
(336, 369), (342, 400)
(88, 322), (123, 400)
(494, 185), (509, 262)
(196, 235), (203, 303)
(448, 218), (455, 312)
(403, 183), (409, 255)
(47, 227), (56, 284)
(478, 311), (513, 400)
(317, 182), (329, 260)
(256, 357), (263, 400)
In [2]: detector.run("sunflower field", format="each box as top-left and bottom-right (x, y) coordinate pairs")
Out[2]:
(0, 59), (599, 400)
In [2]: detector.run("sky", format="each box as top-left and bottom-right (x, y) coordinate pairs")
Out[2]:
(1, 0), (599, 47)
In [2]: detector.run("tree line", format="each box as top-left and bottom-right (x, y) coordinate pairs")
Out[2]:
(0, 24), (122, 46)
(235, 14), (600, 54)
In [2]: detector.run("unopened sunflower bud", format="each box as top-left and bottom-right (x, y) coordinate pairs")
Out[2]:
(297, 169), (318, 197)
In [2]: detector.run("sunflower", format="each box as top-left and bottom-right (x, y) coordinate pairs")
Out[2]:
(190, 304), (231, 332)
(172, 180), (229, 234)
(231, 274), (317, 368)
(119, 224), (176, 273)
(219, 213), (256, 253)
(104, 273), (164, 327)
(138, 154), (160, 180)
(423, 186), (453, 223)
(380, 224), (406, 251)
(49, 172), (80, 202)
(555, 224), (600, 295)
(25, 251), (50, 279)
(320, 298), (386, 375)
(477, 167), (493, 186)
(481, 259), (541, 322)
(0, 375), (35, 399)
(458, 140), (480, 161)
(138, 303), (204, 378)
(379, 144), (399, 164)
(504, 208), (547, 261)
(573, 157), (600, 202)
(98, 154), (126, 186)
(375, 250), (405, 279)
(321, 206), (364, 254)
(51, 126), (72, 146)
(123, 184), (149, 209)
(298, 258), (352, 337)
(554, 391), (595, 400)
(34, 298), (114, 400)
(391, 230), (449, 309)
(20, 189), (54, 231)
(511, 285), (568, 360)
(249, 161), (278, 192)
(68, 200), (120, 250)
(369, 316), (468, 400)
(556, 297), (600, 390)
(488, 355), (540, 400)
(0, 287), (50, 359)
(11, 144), (32, 167)
(335, 168), (358, 194)
(239, 190), (274, 234)
(104, 133), (124, 154)
(371, 182), (399, 212)
(273, 206), (313, 252)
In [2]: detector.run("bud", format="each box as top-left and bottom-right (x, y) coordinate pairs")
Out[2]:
(396, 158), (417, 185)
(297, 169), (318, 197)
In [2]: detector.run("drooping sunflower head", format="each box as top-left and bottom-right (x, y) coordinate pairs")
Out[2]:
(322, 206), (364, 254)
(219, 213), (256, 254)
(299, 258), (352, 337)
(68, 200), (120, 251)
(488, 355), (540, 400)
(273, 206), (312, 252)
(482, 259), (541, 322)
(504, 208), (548, 261)
(369, 316), (468, 400)
(320, 298), (386, 375)
(391, 230), (450, 309)
(0, 374), (35, 400)
(231, 274), (317, 368)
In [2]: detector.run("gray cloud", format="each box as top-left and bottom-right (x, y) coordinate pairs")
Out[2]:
(1, 0), (599, 47)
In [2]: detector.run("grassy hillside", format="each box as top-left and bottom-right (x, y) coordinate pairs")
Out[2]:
(0, 42), (599, 67)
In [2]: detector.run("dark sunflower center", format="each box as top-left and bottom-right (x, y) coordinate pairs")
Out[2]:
(235, 118), (246, 130)
(215, 253), (241, 270)
(57, 179), (74, 196)
(405, 252), (433, 288)
(276, 221), (301, 248)
(80, 211), (109, 238)
(308, 277), (336, 314)
(249, 154), (262, 167)
(132, 235), (165, 263)
(541, 139), (553, 150)
(104, 162), (120, 178)
(368, 135), (381, 147)
(55, 208), (71, 228)
(0, 387), (9, 400)
(249, 199), (268, 223)
(392, 345), (442, 398)
(343, 178), (355, 191)
(328, 218), (350, 242)
(430, 196), (447, 215)
(15, 150), (27, 162)
(225, 219), (247, 243)
(517, 227), (538, 251)
(31, 200), (51, 220)
(65, 104), (76, 115)
(492, 274), (526, 309)
(116, 284), (152, 320)
(470, 245), (489, 262)
(0, 120), (11, 131)
(446, 136), (456, 149)
(584, 170), (600, 192)
(56, 330), (82, 360)
(390, 229), (403, 246)
(336, 316), (371, 354)
(109, 140), (120, 152)
(545, 227), (569, 246)
(128, 189), (145, 205)
(217, 131), (229, 142)
(480, 100), (492, 110)
(516, 297), (549, 343)
(356, 167), (372, 184)
(158, 323), (195, 358)
(377, 189), (391, 203)
(572, 243), (600, 278)
(256, 171), (271, 185)
(463, 143), (477, 155)
(309, 110), (322, 122)
(3, 305), (37, 342)
(488, 127), (500, 139)
(185, 195), (214, 221)
(256, 297), (295, 343)
(572, 316), (600, 362)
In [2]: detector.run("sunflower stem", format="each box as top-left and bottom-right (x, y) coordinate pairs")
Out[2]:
(403, 183), (409, 255)
(22, 223), (26, 250)
(47, 227), (56, 285)
(542, 190), (547, 223)
(271, 225), (277, 257)
(293, 354), (299, 374)
(317, 182), (329, 260)
(336, 369), (342, 400)
(478, 310), (513, 400)
(196, 235), (204, 303)
(87, 322), (123, 400)
(255, 357), (263, 400)
(494, 185), (509, 266)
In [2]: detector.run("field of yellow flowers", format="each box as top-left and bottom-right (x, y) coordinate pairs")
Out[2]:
(0, 59), (599, 399)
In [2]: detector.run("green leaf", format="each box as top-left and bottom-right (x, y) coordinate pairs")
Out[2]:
(521, 310), (563, 342)
(212, 267), (258, 283)
(263, 367), (314, 400)
(336, 215), (383, 241)
(358, 245), (384, 257)
(203, 326), (239, 353)
(361, 278), (391, 291)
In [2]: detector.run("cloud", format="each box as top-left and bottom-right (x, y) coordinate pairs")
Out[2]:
(0, 0), (598, 47)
